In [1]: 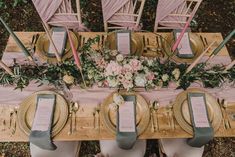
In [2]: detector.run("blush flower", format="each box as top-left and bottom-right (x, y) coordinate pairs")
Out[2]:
(95, 58), (107, 69)
(105, 61), (122, 76)
(122, 79), (134, 90)
(146, 72), (155, 81)
(129, 59), (142, 72)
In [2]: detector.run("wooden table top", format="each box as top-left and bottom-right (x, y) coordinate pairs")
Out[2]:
(0, 32), (234, 142)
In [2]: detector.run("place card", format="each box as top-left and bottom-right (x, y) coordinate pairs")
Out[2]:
(188, 93), (210, 128)
(31, 95), (56, 131)
(116, 31), (131, 55)
(48, 27), (67, 56)
(175, 31), (194, 58)
(119, 101), (135, 132)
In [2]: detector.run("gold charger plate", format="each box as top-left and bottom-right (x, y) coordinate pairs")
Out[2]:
(36, 31), (79, 64)
(105, 31), (144, 56)
(173, 88), (222, 134)
(17, 90), (68, 137)
(164, 33), (204, 64)
(101, 92), (150, 135)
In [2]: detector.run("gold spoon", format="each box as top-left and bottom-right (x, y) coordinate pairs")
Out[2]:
(73, 102), (79, 132)
(68, 103), (74, 135)
(153, 101), (160, 131)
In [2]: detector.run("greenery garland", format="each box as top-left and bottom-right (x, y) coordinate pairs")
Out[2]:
(0, 37), (234, 90)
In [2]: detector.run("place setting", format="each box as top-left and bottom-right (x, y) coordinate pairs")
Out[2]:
(101, 91), (150, 137)
(0, 0), (235, 156)
(17, 90), (69, 138)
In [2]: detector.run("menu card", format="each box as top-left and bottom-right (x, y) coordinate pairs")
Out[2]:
(48, 28), (67, 56)
(116, 32), (131, 55)
(119, 101), (135, 132)
(188, 94), (210, 128)
(176, 32), (194, 57)
(31, 96), (55, 131)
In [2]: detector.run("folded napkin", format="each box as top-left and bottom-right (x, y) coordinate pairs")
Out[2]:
(116, 95), (137, 150)
(187, 93), (214, 147)
(29, 94), (57, 150)
(174, 30), (194, 58)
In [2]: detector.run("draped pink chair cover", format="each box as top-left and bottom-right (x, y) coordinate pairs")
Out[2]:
(101, 0), (142, 31)
(32, 0), (88, 31)
(154, 0), (201, 32)
(154, 0), (186, 30)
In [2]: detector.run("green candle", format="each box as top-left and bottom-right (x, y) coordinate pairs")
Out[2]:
(0, 17), (33, 61)
(210, 29), (235, 57)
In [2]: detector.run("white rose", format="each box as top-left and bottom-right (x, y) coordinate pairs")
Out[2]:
(162, 74), (169, 82)
(125, 72), (133, 80)
(134, 74), (147, 87)
(107, 77), (119, 87)
(87, 69), (94, 79)
(172, 68), (180, 80)
(110, 50), (118, 56)
(147, 60), (153, 66)
(113, 93), (124, 105)
(116, 54), (124, 62)
(176, 80), (181, 86)
(97, 81), (103, 87)
(63, 74), (75, 84)
(126, 83), (134, 90)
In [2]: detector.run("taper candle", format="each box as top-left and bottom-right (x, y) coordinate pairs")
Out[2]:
(0, 17), (33, 61)
(172, 14), (193, 52)
(0, 60), (13, 75)
(210, 29), (235, 58)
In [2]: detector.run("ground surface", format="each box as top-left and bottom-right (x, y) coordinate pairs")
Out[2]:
(0, 0), (235, 156)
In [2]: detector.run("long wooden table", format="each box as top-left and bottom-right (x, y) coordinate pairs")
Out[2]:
(0, 32), (234, 142)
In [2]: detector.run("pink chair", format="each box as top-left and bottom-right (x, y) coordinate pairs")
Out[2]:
(101, 0), (146, 32)
(159, 139), (204, 157)
(32, 0), (88, 31)
(154, 0), (202, 32)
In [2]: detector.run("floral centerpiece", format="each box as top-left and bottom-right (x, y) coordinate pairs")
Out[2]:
(0, 36), (234, 91)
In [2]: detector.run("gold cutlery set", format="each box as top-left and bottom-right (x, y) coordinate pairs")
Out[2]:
(78, 34), (106, 50)
(93, 104), (101, 131)
(68, 102), (79, 135)
(218, 99), (234, 130)
(149, 101), (176, 132)
(0, 106), (18, 135)
(142, 35), (165, 57)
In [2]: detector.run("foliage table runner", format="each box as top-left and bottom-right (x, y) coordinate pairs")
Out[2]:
(0, 32), (234, 142)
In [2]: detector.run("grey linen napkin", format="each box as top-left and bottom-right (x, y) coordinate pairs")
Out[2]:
(187, 93), (214, 147)
(29, 94), (57, 150)
(116, 95), (137, 150)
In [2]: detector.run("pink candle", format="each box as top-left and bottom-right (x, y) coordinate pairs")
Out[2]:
(66, 28), (81, 70)
(172, 14), (193, 52)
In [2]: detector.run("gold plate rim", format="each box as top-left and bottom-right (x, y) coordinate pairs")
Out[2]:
(101, 91), (150, 136)
(17, 90), (68, 137)
(35, 31), (79, 64)
(105, 31), (144, 56)
(173, 88), (222, 134)
(164, 33), (204, 64)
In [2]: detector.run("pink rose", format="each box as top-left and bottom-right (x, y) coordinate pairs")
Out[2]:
(146, 72), (155, 81)
(95, 58), (107, 69)
(129, 59), (142, 72)
(122, 64), (133, 73)
(105, 61), (122, 76)
(122, 79), (134, 90)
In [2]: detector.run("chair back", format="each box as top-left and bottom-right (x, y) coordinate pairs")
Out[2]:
(32, 0), (87, 31)
(102, 0), (146, 32)
(154, 0), (202, 32)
